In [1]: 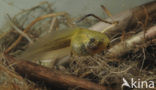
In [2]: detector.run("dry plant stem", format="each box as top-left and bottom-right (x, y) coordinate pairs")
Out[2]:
(5, 1), (156, 53)
(0, 64), (24, 82)
(100, 5), (114, 22)
(5, 12), (71, 53)
(139, 48), (146, 73)
(89, 1), (156, 36)
(6, 14), (33, 44)
(48, 17), (57, 32)
(13, 1), (52, 20)
(78, 5), (117, 24)
(5, 55), (107, 90)
(77, 14), (113, 24)
(0, 64), (31, 90)
(0, 31), (10, 40)
(143, 6), (149, 27)
(106, 25), (156, 57)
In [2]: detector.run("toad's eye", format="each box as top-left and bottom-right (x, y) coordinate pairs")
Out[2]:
(87, 38), (98, 50)
(89, 38), (95, 43)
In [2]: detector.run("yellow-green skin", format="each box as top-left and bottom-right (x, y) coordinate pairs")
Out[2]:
(19, 27), (110, 60)
(71, 28), (110, 55)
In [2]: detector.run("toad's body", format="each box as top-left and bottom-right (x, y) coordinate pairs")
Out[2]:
(18, 27), (110, 67)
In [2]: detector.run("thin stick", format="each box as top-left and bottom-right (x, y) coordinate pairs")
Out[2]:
(106, 25), (156, 58)
(48, 17), (57, 32)
(13, 1), (51, 20)
(100, 5), (114, 22)
(5, 55), (107, 90)
(139, 48), (146, 73)
(0, 31), (10, 40)
(5, 12), (69, 53)
(77, 14), (113, 24)
(143, 6), (149, 27)
(6, 14), (33, 44)
(90, 1), (156, 34)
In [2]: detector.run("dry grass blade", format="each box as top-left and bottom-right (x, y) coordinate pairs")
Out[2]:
(101, 5), (115, 23)
(5, 12), (72, 53)
(48, 17), (57, 32)
(6, 14), (33, 44)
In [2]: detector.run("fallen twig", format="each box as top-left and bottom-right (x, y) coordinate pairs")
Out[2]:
(5, 12), (73, 53)
(100, 5), (114, 22)
(106, 25), (156, 57)
(4, 55), (108, 90)
(6, 14), (33, 44)
(77, 14), (113, 24)
(89, 1), (156, 36)
(48, 17), (57, 32)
